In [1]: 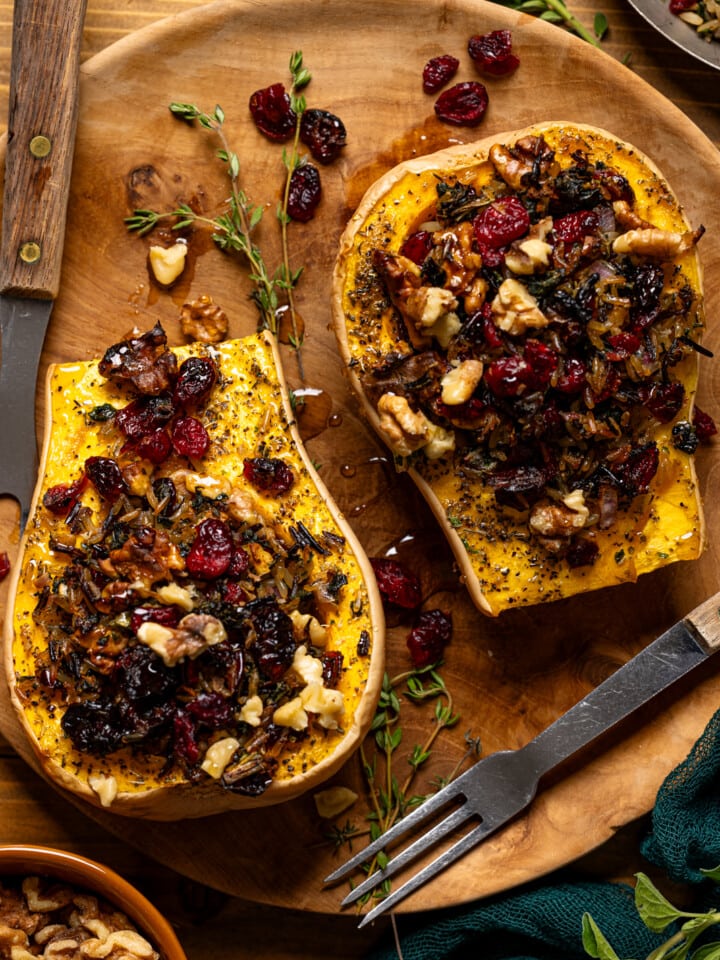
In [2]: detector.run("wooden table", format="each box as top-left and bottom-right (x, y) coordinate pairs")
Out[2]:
(0, 1), (717, 957)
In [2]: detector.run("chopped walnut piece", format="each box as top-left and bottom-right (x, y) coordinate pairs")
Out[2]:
(404, 286), (459, 329)
(488, 136), (551, 190)
(148, 241), (187, 287)
(441, 360), (484, 405)
(23, 878), (72, 914)
(376, 394), (432, 456)
(612, 199), (650, 231)
(314, 785), (358, 819)
(79, 929), (157, 958)
(529, 497), (588, 539)
(491, 278), (549, 335)
(136, 612), (227, 666)
(179, 294), (229, 344)
(612, 225), (704, 260)
(101, 527), (184, 587)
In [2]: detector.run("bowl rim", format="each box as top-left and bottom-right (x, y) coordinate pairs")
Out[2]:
(0, 844), (188, 960)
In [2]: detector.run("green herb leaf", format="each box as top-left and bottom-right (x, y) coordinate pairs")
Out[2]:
(691, 940), (720, 960)
(581, 913), (623, 960)
(594, 11), (609, 38)
(634, 873), (683, 932)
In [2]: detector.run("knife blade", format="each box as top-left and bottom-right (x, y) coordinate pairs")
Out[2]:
(0, 0), (88, 527)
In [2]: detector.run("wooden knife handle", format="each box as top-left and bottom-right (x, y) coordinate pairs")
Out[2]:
(686, 593), (720, 653)
(0, 0), (88, 299)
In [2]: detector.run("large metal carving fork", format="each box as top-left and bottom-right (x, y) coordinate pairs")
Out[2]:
(325, 593), (720, 927)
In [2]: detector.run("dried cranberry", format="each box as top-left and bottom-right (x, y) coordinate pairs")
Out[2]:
(287, 164), (322, 222)
(171, 415), (210, 459)
(523, 340), (558, 389)
(605, 332), (641, 361)
(645, 381), (685, 423)
(115, 644), (179, 702)
(468, 30), (520, 77)
(299, 108), (347, 164)
(321, 650), (344, 688)
(481, 308), (505, 348)
(484, 356), (529, 398)
(226, 546), (250, 578)
(130, 605), (182, 634)
(670, 0), (696, 12)
(173, 356), (217, 409)
(434, 81), (489, 127)
(474, 196), (529, 249)
(115, 395), (174, 440)
(422, 54), (460, 93)
(249, 82), (296, 141)
(185, 518), (234, 579)
(400, 230), (434, 265)
(186, 692), (234, 729)
(553, 210), (599, 244)
(135, 428), (172, 464)
(173, 711), (200, 765)
(554, 357), (586, 394)
(630, 263), (664, 331)
(0, 551), (9, 582)
(85, 456), (128, 502)
(61, 700), (124, 755)
(243, 457), (295, 494)
(370, 557), (422, 609)
(222, 581), (248, 604)
(566, 538), (599, 568)
(694, 405), (717, 442)
(406, 609), (452, 669)
(614, 442), (659, 495)
(42, 473), (88, 516)
(251, 599), (296, 681)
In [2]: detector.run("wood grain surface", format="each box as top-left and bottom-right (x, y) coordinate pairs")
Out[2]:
(0, 1), (719, 957)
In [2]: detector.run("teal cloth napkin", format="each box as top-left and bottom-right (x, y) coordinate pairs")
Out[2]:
(366, 707), (720, 959)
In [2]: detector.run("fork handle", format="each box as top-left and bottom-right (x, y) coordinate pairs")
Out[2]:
(522, 611), (713, 777)
(0, 0), (87, 299)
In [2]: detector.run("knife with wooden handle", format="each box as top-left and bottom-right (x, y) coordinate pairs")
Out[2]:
(0, 0), (88, 526)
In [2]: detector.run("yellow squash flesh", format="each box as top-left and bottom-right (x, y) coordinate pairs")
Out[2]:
(333, 122), (706, 616)
(5, 331), (384, 819)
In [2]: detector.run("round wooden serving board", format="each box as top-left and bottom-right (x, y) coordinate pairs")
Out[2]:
(2, 0), (720, 915)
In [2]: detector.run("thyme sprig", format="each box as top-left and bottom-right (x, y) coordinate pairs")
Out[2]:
(125, 51), (314, 376)
(491, 0), (607, 46)
(327, 662), (480, 904)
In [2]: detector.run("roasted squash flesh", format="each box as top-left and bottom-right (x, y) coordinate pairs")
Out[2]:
(333, 123), (707, 616)
(6, 329), (383, 818)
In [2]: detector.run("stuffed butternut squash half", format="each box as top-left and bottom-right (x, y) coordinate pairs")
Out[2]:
(333, 122), (708, 617)
(5, 325), (384, 819)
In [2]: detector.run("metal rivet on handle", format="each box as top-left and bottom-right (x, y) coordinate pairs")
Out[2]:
(29, 135), (52, 158)
(19, 241), (42, 264)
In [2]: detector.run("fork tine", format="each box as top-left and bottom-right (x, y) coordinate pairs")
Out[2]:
(356, 820), (494, 928)
(340, 802), (475, 907)
(324, 771), (472, 885)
